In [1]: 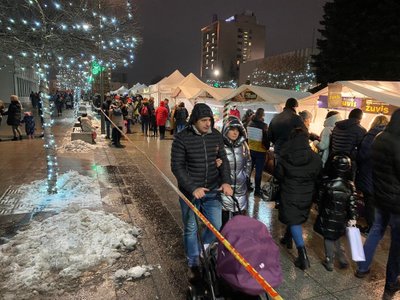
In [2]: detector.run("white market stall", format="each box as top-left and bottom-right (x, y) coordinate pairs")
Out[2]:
(149, 70), (185, 105)
(110, 85), (129, 96)
(128, 83), (148, 96)
(172, 73), (233, 124)
(221, 84), (311, 124)
(298, 81), (400, 134)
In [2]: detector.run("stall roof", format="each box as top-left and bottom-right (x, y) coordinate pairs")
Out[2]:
(172, 73), (233, 101)
(222, 85), (311, 104)
(299, 81), (400, 107)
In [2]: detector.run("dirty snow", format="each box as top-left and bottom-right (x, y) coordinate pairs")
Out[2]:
(0, 209), (141, 294)
(58, 139), (99, 153)
(10, 170), (102, 214)
(114, 265), (158, 284)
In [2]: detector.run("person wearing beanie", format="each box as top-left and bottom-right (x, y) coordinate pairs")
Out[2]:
(330, 108), (367, 179)
(171, 103), (233, 284)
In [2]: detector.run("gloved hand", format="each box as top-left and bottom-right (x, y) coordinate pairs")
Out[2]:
(348, 219), (357, 227)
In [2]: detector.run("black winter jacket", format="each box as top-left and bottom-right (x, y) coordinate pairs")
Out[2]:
(355, 125), (385, 194)
(6, 101), (22, 126)
(276, 133), (322, 225)
(171, 126), (231, 197)
(268, 108), (305, 155)
(315, 177), (357, 240)
(371, 116), (400, 214)
(331, 118), (367, 160)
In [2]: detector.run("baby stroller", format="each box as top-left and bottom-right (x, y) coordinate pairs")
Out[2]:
(187, 196), (282, 300)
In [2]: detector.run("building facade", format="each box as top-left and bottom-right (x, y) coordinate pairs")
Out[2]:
(239, 48), (317, 91)
(200, 11), (265, 82)
(0, 53), (39, 104)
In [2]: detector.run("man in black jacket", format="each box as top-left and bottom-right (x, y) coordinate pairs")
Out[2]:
(330, 108), (366, 179)
(268, 98), (305, 157)
(356, 109), (400, 299)
(171, 103), (232, 282)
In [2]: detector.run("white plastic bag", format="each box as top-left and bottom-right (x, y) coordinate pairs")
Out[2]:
(346, 226), (365, 261)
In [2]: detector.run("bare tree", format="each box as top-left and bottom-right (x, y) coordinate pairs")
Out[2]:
(0, 0), (140, 193)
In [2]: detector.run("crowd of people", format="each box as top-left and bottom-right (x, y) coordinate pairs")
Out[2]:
(170, 99), (399, 300)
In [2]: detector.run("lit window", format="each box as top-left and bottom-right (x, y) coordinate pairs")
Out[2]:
(249, 42), (252, 46)
(212, 38), (215, 43)
(211, 64), (214, 69)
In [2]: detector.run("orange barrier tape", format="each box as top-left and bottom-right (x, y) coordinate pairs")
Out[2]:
(97, 107), (283, 300)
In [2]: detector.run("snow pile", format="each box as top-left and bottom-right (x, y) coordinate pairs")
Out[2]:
(0, 209), (141, 293)
(114, 265), (158, 284)
(58, 139), (98, 153)
(12, 170), (102, 214)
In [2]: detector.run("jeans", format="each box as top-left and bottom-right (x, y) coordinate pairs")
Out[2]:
(357, 208), (400, 286)
(111, 126), (122, 145)
(105, 120), (111, 138)
(290, 224), (304, 248)
(250, 150), (266, 192)
(126, 119), (133, 133)
(179, 192), (222, 267)
(159, 125), (166, 139)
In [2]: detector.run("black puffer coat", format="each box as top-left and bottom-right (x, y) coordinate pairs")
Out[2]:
(6, 100), (22, 126)
(276, 132), (322, 225)
(331, 118), (367, 160)
(171, 107), (231, 197)
(355, 125), (385, 194)
(267, 107), (305, 155)
(315, 177), (357, 240)
(371, 110), (400, 214)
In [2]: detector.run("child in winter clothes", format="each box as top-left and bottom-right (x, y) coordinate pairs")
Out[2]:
(315, 154), (357, 271)
(219, 116), (252, 227)
(21, 112), (35, 138)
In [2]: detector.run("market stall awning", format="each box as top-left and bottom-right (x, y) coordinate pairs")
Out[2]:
(299, 81), (400, 107)
(222, 84), (311, 104)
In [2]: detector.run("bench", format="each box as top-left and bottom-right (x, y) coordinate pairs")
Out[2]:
(71, 127), (94, 144)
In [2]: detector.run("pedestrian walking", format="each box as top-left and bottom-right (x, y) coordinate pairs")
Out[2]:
(21, 112), (35, 139)
(171, 103), (232, 283)
(275, 128), (322, 270)
(155, 100), (169, 140)
(315, 155), (357, 272)
(219, 116), (251, 228)
(355, 109), (400, 300)
(4, 95), (23, 140)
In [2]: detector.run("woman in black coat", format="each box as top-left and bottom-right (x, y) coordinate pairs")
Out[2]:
(276, 128), (322, 270)
(355, 115), (388, 232)
(5, 95), (23, 140)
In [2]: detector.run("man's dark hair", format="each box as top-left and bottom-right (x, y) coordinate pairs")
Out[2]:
(255, 108), (264, 120)
(285, 98), (298, 109)
(349, 108), (363, 120)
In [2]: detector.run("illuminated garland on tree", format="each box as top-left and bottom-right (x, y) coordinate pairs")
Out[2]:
(0, 0), (140, 194)
(248, 63), (316, 91)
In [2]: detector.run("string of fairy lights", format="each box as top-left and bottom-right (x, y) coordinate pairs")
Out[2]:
(248, 63), (316, 91)
(0, 0), (140, 194)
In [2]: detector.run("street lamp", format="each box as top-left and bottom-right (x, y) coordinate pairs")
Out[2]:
(214, 69), (220, 77)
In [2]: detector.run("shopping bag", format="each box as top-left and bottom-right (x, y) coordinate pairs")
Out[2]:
(346, 226), (365, 262)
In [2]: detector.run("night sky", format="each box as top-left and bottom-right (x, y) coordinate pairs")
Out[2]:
(127, 0), (328, 85)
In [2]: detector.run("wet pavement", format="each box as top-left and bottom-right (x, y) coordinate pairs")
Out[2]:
(0, 103), (398, 299)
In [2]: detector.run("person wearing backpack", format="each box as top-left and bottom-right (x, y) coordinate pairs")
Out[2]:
(140, 99), (150, 136)
(174, 102), (189, 133)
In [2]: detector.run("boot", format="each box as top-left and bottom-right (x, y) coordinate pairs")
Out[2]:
(187, 266), (201, 284)
(322, 256), (334, 272)
(336, 249), (349, 269)
(280, 229), (293, 249)
(294, 247), (310, 270)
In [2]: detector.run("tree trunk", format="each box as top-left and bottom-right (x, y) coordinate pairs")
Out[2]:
(39, 79), (58, 194)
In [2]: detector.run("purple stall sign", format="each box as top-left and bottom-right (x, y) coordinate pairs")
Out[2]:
(318, 95), (328, 108)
